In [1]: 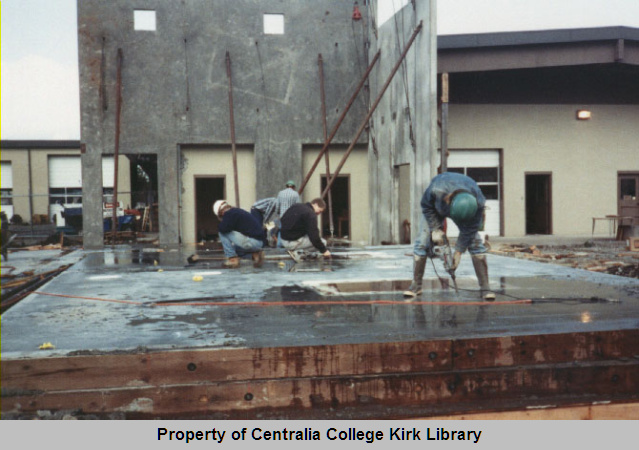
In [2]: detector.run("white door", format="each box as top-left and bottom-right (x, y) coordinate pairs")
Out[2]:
(442, 150), (501, 239)
(1, 162), (14, 220)
(48, 156), (82, 226)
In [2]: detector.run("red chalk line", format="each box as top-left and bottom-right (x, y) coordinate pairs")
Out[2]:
(34, 291), (531, 307)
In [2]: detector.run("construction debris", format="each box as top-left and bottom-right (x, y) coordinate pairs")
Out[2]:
(491, 240), (639, 279)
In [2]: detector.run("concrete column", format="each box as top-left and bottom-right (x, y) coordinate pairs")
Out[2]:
(412, 0), (438, 239)
(158, 149), (180, 247)
(81, 149), (104, 249)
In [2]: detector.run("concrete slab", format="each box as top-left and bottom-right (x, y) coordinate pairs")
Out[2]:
(2, 244), (638, 360)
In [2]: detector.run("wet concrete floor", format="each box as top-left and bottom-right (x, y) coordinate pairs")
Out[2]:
(1, 245), (638, 358)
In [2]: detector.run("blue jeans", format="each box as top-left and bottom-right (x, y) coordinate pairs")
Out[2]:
(219, 231), (263, 258)
(413, 216), (486, 257)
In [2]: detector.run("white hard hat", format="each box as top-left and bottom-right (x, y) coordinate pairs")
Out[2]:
(213, 200), (228, 217)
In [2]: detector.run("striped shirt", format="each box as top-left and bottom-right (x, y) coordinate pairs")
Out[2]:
(276, 188), (300, 218)
(251, 197), (277, 224)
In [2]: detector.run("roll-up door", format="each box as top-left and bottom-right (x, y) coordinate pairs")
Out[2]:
(445, 150), (501, 239)
(1, 162), (14, 219)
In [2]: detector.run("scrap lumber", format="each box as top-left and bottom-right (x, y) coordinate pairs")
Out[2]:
(3, 330), (639, 419)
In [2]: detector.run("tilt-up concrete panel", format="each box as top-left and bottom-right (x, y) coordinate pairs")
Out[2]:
(78, 1), (372, 248)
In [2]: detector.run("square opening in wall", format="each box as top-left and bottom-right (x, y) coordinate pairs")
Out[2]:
(264, 14), (284, 34)
(134, 10), (156, 31)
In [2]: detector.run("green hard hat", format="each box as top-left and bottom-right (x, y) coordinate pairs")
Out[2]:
(286, 180), (296, 187)
(450, 192), (478, 223)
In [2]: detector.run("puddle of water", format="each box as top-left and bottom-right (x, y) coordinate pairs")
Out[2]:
(310, 279), (456, 296)
(306, 276), (636, 304)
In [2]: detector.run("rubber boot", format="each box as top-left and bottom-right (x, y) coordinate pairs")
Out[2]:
(223, 256), (241, 268)
(471, 254), (496, 301)
(252, 250), (265, 268)
(403, 255), (427, 298)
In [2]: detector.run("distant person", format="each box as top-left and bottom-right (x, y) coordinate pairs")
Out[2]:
(250, 197), (277, 247)
(275, 180), (300, 219)
(403, 172), (495, 300)
(1, 211), (10, 261)
(250, 197), (277, 226)
(213, 200), (264, 268)
(280, 198), (331, 262)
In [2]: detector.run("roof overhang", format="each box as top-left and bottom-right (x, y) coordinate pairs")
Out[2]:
(438, 26), (639, 73)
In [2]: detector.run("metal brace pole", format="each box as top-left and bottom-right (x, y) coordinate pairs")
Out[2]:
(441, 72), (449, 172)
(298, 50), (381, 195)
(318, 54), (334, 238)
(322, 22), (423, 199)
(111, 48), (123, 241)
(226, 51), (240, 207)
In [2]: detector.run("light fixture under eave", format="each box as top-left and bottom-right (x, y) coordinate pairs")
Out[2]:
(576, 110), (592, 120)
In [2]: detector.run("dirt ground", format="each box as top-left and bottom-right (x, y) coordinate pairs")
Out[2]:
(488, 238), (639, 279)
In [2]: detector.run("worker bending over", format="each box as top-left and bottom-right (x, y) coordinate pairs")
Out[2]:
(275, 180), (300, 219)
(280, 198), (331, 262)
(404, 172), (495, 300)
(213, 200), (265, 268)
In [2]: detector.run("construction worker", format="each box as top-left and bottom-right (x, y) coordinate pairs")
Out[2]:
(213, 200), (265, 268)
(1, 211), (10, 261)
(275, 180), (300, 219)
(250, 197), (277, 226)
(280, 198), (331, 262)
(250, 197), (278, 247)
(403, 172), (495, 300)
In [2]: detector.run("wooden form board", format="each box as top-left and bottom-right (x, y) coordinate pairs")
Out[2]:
(3, 330), (639, 419)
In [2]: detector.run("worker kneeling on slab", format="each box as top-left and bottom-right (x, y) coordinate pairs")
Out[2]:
(403, 172), (495, 300)
(213, 200), (265, 268)
(280, 198), (331, 262)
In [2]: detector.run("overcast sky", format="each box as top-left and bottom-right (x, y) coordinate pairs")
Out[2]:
(3, 0), (639, 140)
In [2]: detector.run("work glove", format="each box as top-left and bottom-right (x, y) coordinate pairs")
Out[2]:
(431, 229), (445, 245)
(451, 251), (462, 271)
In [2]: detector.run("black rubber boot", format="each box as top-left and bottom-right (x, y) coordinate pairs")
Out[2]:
(403, 255), (427, 298)
(471, 254), (496, 300)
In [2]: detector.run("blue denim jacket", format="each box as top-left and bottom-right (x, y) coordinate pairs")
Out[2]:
(421, 172), (486, 253)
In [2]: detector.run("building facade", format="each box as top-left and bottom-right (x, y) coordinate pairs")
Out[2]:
(76, 0), (437, 248)
(438, 27), (639, 237)
(0, 140), (131, 228)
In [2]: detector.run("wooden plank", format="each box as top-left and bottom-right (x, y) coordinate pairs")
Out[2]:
(5, 329), (638, 394)
(1, 340), (453, 392)
(3, 360), (638, 419)
(453, 329), (639, 370)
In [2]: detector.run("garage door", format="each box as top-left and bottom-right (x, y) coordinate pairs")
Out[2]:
(1, 162), (14, 220)
(48, 156), (116, 225)
(444, 150), (501, 238)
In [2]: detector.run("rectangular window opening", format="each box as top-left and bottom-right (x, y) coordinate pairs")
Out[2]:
(264, 14), (284, 35)
(134, 10), (156, 31)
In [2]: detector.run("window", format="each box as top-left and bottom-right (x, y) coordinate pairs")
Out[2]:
(264, 14), (284, 34)
(0, 189), (13, 206)
(134, 10), (156, 31)
(448, 167), (499, 200)
(49, 187), (83, 206)
(620, 178), (636, 200)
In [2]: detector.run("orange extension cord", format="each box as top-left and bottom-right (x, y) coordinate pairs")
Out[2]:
(33, 291), (532, 308)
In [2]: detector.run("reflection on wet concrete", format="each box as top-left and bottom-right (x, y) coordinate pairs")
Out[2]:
(204, 275), (639, 348)
(3, 245), (638, 355)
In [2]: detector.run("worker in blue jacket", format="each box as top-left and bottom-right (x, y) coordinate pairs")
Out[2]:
(403, 172), (495, 300)
(213, 200), (264, 268)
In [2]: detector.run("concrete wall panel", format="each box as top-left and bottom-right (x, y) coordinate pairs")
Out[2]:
(78, 0), (372, 247)
(302, 145), (369, 245)
(180, 146), (256, 245)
